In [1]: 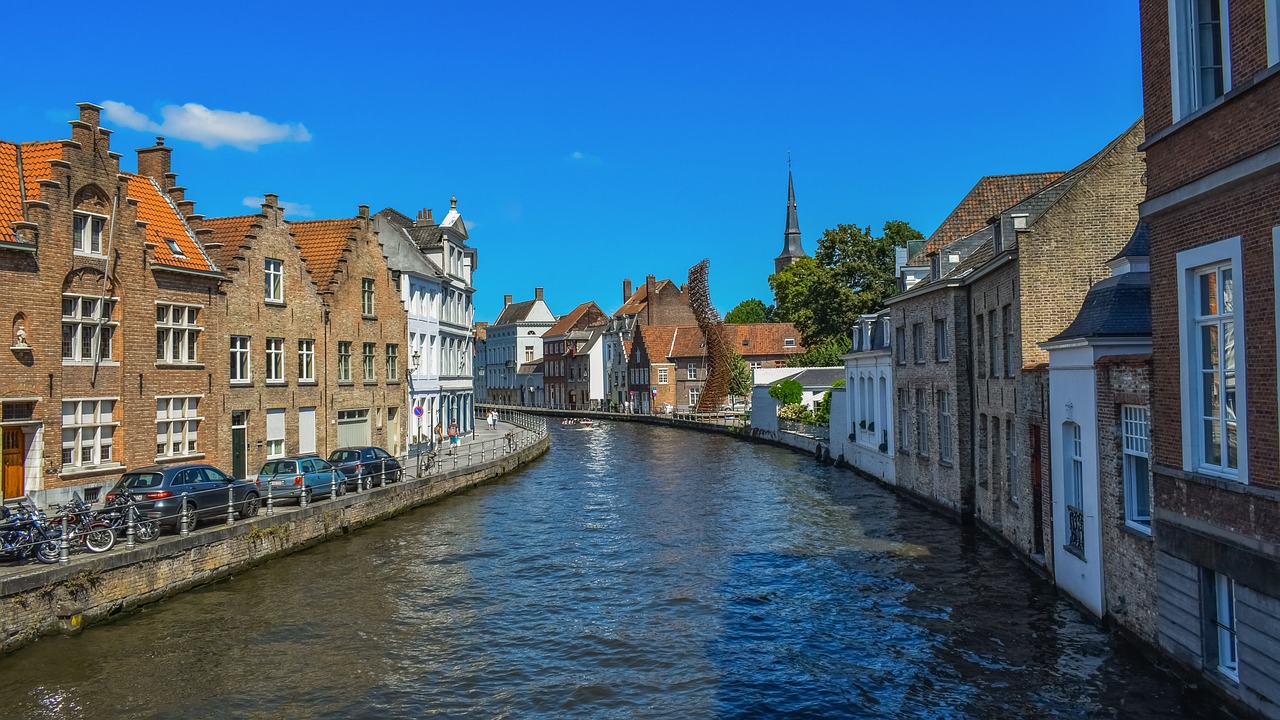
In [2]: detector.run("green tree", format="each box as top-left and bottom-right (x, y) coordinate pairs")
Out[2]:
(786, 336), (852, 368)
(768, 378), (803, 405)
(770, 220), (923, 348)
(725, 298), (774, 324)
(812, 379), (846, 425)
(729, 350), (753, 399)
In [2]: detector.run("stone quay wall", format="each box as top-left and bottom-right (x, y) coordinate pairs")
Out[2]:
(0, 433), (549, 655)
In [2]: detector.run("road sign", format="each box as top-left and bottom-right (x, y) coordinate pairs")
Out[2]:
(413, 406), (424, 417)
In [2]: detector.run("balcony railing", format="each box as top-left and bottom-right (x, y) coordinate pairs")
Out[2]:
(778, 418), (829, 440)
(1067, 505), (1085, 554)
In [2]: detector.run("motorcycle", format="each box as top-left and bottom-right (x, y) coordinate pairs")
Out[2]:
(49, 494), (116, 554)
(0, 500), (60, 564)
(95, 491), (160, 543)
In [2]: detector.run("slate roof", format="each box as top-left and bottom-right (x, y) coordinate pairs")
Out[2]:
(789, 367), (845, 388)
(290, 218), (356, 291)
(1110, 219), (1150, 262)
(518, 360), (543, 374)
(203, 214), (258, 268)
(1051, 221), (1152, 342)
(912, 172), (1064, 265)
(494, 299), (538, 326)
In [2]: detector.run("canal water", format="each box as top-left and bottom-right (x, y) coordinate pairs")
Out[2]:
(0, 423), (1228, 719)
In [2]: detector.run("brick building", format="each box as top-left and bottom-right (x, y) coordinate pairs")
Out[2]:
(542, 301), (607, 409)
(291, 208), (408, 456)
(628, 325), (678, 413)
(887, 173), (1061, 520)
(607, 275), (697, 411)
(668, 323), (804, 411)
(204, 195), (327, 479)
(0, 105), (225, 504)
(1042, 223), (1156, 644)
(1139, 1), (1280, 713)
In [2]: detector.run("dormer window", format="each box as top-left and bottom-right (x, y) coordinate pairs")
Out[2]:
(163, 237), (184, 258)
(783, 338), (796, 348)
(930, 254), (941, 280)
(73, 213), (105, 255)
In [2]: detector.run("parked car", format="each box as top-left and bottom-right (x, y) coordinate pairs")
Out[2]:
(256, 455), (346, 504)
(327, 447), (402, 489)
(106, 464), (260, 531)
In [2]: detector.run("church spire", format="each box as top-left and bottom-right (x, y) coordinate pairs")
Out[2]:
(775, 168), (807, 274)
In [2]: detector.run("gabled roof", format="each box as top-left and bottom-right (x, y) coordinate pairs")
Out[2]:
(203, 214), (258, 268)
(729, 323), (804, 356)
(0, 141), (67, 241)
(290, 218), (356, 291)
(546, 300), (605, 337)
(634, 325), (679, 363)
(911, 172), (1064, 265)
(615, 279), (682, 317)
(790, 367), (844, 388)
(1048, 272), (1151, 342)
(126, 173), (217, 273)
(495, 300), (537, 325)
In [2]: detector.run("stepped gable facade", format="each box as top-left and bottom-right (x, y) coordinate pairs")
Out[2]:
(0, 104), (224, 503)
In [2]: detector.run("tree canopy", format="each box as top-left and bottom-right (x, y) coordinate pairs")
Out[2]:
(768, 378), (803, 405)
(729, 350), (753, 398)
(786, 336), (852, 368)
(725, 298), (775, 324)
(770, 220), (923, 348)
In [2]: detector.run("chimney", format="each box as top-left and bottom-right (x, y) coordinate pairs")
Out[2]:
(645, 275), (656, 325)
(534, 287), (544, 301)
(137, 137), (173, 188)
(415, 208), (435, 227)
(623, 278), (632, 302)
(504, 294), (513, 307)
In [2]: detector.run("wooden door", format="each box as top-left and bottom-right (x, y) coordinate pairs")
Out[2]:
(3, 427), (25, 500)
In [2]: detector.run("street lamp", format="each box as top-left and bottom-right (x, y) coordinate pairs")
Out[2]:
(411, 350), (421, 373)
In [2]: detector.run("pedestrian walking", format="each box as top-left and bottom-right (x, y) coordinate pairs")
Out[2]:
(434, 422), (444, 451)
(448, 421), (460, 454)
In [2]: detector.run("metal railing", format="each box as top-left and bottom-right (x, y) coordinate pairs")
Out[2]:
(778, 418), (829, 440)
(1067, 505), (1085, 553)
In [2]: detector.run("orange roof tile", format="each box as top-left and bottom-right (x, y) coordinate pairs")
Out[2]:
(665, 322), (805, 360)
(290, 218), (356, 291)
(125, 173), (217, 273)
(0, 142), (22, 242)
(547, 301), (603, 337)
(912, 172), (1064, 265)
(615, 278), (679, 317)
(19, 141), (61, 202)
(634, 325), (679, 363)
(203, 214), (258, 268)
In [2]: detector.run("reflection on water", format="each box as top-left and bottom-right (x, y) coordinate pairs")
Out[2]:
(0, 423), (1228, 719)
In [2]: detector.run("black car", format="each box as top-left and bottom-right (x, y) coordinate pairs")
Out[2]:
(327, 447), (402, 489)
(106, 464), (260, 531)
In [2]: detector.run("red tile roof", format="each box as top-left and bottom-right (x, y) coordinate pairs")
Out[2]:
(290, 218), (356, 291)
(202, 214), (258, 268)
(126, 173), (216, 273)
(0, 140), (61, 242)
(634, 325), (679, 363)
(665, 322), (805, 359)
(615, 278), (678, 317)
(546, 301), (605, 337)
(912, 172), (1064, 265)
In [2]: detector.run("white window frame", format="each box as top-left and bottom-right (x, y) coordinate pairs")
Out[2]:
(1269, 0), (1280, 66)
(1212, 572), (1240, 681)
(897, 387), (910, 452)
(687, 363), (697, 380)
(658, 367), (668, 385)
(1169, 0), (1233, 122)
(155, 395), (202, 459)
(935, 319), (949, 362)
(264, 258), (284, 303)
(916, 388), (930, 456)
(230, 336), (251, 383)
(298, 339), (315, 382)
(362, 342), (376, 382)
(689, 388), (701, 408)
(61, 398), (117, 469)
(1177, 236), (1246, 482)
(73, 212), (106, 256)
(62, 294), (117, 363)
(1065, 421), (1085, 511)
(266, 408), (286, 459)
(912, 323), (925, 363)
(155, 302), (202, 365)
(1122, 404), (1153, 532)
(265, 337), (285, 383)
(386, 344), (399, 381)
(337, 342), (352, 382)
(783, 337), (796, 348)
(938, 390), (953, 462)
(362, 278), (376, 316)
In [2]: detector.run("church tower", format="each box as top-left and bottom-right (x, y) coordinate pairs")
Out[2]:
(774, 170), (807, 274)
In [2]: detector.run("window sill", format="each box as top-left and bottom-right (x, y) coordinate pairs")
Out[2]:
(362, 314), (377, 321)
(1154, 463), (1262, 496)
(62, 360), (120, 367)
(297, 380), (318, 386)
(337, 381), (354, 387)
(938, 459), (954, 468)
(936, 358), (950, 364)
(265, 381), (288, 387)
(1118, 521), (1154, 541)
(155, 362), (205, 370)
(1061, 543), (1086, 562)
(264, 300), (285, 307)
(363, 381), (378, 386)
(59, 463), (124, 480)
(230, 381), (253, 387)
(386, 379), (401, 385)
(72, 251), (107, 261)
(155, 453), (205, 464)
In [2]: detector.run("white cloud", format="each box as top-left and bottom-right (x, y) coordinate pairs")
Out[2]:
(566, 150), (602, 166)
(242, 196), (315, 218)
(103, 101), (311, 151)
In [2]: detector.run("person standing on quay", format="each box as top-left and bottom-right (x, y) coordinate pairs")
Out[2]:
(448, 421), (460, 454)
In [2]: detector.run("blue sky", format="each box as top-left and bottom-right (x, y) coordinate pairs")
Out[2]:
(3, 1), (1142, 323)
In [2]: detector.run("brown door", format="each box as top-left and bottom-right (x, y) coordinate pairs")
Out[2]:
(1030, 424), (1045, 556)
(2, 427), (25, 500)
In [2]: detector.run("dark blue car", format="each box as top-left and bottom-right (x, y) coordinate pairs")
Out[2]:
(327, 447), (402, 490)
(107, 464), (260, 531)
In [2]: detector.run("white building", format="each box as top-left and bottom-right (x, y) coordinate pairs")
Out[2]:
(376, 201), (478, 440)
(832, 312), (896, 484)
(485, 288), (555, 406)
